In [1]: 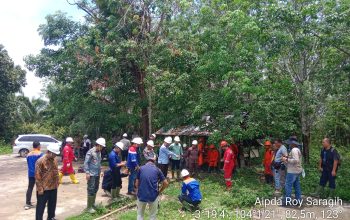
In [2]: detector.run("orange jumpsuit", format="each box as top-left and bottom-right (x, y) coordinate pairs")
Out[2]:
(223, 148), (235, 188)
(197, 142), (204, 167)
(263, 149), (273, 175)
(230, 143), (239, 167)
(208, 146), (219, 168)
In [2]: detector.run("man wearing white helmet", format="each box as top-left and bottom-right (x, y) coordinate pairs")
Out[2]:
(178, 169), (202, 211)
(59, 137), (79, 184)
(158, 137), (179, 178)
(35, 144), (60, 220)
(169, 136), (183, 179)
(126, 137), (143, 195)
(84, 137), (105, 213)
(149, 133), (156, 140)
(108, 142), (127, 201)
(120, 133), (131, 161)
(143, 140), (157, 161)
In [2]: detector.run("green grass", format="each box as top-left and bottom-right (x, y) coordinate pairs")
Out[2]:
(116, 170), (273, 219)
(66, 197), (134, 220)
(116, 145), (350, 219)
(71, 144), (350, 220)
(0, 141), (12, 155)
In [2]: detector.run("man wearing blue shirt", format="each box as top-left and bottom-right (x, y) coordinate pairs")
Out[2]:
(158, 137), (179, 178)
(108, 142), (126, 201)
(135, 157), (169, 220)
(127, 137), (143, 195)
(178, 169), (202, 211)
(273, 139), (288, 194)
(25, 141), (43, 210)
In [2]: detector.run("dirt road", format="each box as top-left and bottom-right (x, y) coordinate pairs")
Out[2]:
(0, 154), (129, 220)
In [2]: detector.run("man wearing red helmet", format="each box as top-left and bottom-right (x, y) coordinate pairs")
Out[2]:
(221, 140), (235, 190)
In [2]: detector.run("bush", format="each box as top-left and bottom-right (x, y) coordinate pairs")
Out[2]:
(0, 140), (12, 155)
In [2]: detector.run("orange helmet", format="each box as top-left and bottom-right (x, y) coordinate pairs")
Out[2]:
(209, 144), (215, 149)
(264, 140), (272, 146)
(220, 141), (228, 147)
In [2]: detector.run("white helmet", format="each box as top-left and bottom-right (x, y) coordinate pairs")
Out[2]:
(147, 140), (154, 147)
(151, 133), (156, 138)
(96, 137), (106, 147)
(115, 142), (124, 150)
(164, 136), (172, 144)
(181, 169), (190, 177)
(174, 136), (180, 142)
(66, 137), (74, 143)
(192, 140), (198, 145)
(132, 137), (143, 145)
(123, 133), (128, 138)
(47, 144), (60, 155)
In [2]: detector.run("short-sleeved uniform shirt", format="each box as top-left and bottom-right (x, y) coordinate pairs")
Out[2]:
(108, 150), (121, 171)
(321, 147), (340, 171)
(137, 162), (165, 202)
(274, 145), (288, 163)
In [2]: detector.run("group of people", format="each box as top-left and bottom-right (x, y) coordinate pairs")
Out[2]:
(262, 137), (340, 206)
(24, 132), (340, 219)
(25, 134), (204, 220)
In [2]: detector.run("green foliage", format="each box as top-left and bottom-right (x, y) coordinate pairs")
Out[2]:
(0, 140), (12, 155)
(0, 45), (26, 141)
(17, 0), (350, 159)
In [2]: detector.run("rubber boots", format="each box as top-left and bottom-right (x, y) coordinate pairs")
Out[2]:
(311, 186), (324, 198)
(59, 172), (63, 184)
(69, 174), (79, 184)
(87, 196), (96, 214)
(176, 170), (180, 180)
(115, 187), (121, 197)
(328, 188), (335, 198)
(111, 187), (120, 202)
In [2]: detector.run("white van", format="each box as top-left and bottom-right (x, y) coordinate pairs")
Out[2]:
(13, 134), (62, 157)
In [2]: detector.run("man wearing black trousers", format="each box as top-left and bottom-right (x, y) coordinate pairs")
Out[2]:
(35, 145), (60, 220)
(25, 141), (43, 210)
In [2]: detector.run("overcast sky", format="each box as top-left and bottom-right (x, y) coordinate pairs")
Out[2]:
(0, 0), (85, 99)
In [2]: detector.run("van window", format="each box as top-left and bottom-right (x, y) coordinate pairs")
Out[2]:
(18, 136), (40, 142)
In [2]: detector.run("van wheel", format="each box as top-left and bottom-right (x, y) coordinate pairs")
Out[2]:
(19, 149), (29, 158)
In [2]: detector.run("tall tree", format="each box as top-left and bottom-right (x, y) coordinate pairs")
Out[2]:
(0, 45), (26, 140)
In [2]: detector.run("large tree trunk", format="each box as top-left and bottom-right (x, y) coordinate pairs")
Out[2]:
(300, 92), (310, 164)
(302, 132), (310, 164)
(133, 64), (150, 141)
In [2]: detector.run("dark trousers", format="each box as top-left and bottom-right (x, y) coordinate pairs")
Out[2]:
(36, 189), (57, 220)
(171, 159), (181, 170)
(178, 194), (201, 206)
(265, 174), (274, 184)
(87, 176), (100, 196)
(122, 150), (128, 161)
(320, 169), (336, 189)
(26, 177), (36, 205)
(158, 164), (169, 178)
(111, 168), (122, 189)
